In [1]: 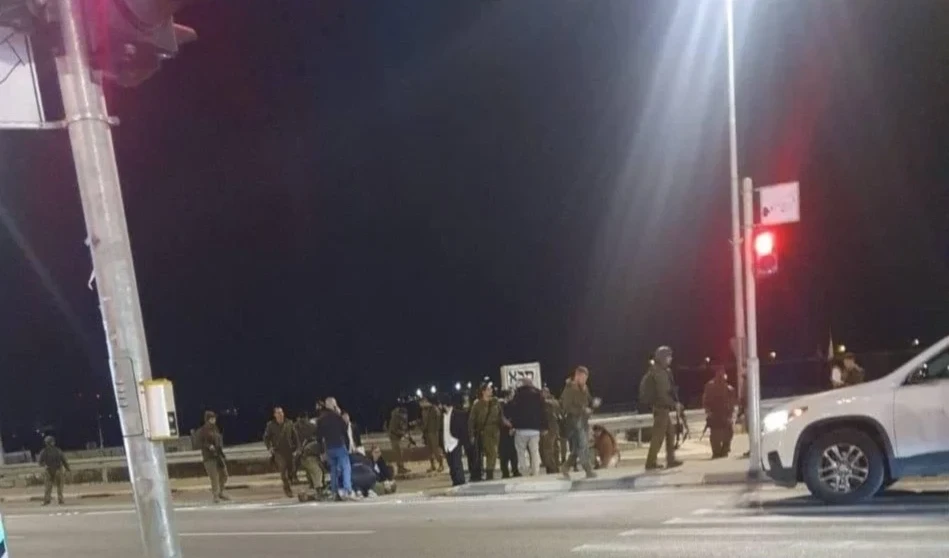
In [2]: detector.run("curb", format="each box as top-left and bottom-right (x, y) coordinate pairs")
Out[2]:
(442, 470), (754, 497)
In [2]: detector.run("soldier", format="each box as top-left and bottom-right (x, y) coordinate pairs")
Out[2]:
(468, 382), (501, 481)
(702, 365), (737, 459)
(559, 366), (597, 479)
(387, 404), (411, 476)
(195, 411), (229, 503)
(263, 406), (299, 498)
(419, 397), (445, 473)
(497, 389), (520, 479)
(540, 387), (562, 474)
(295, 410), (324, 492)
(559, 376), (573, 468)
(37, 436), (69, 506)
(639, 346), (684, 470)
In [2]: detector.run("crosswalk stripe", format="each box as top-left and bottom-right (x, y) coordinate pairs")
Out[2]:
(663, 514), (937, 524)
(574, 540), (949, 553)
(690, 503), (949, 515)
(619, 525), (949, 537)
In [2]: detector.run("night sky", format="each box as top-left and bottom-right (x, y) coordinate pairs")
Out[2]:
(0, 0), (947, 449)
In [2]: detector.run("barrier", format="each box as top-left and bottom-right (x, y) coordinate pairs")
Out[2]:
(0, 396), (797, 485)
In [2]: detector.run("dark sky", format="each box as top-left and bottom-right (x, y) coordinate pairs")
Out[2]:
(0, 0), (947, 448)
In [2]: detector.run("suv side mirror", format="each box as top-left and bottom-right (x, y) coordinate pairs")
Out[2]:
(905, 368), (929, 386)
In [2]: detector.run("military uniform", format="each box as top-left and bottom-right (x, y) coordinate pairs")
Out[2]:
(264, 418), (299, 497)
(468, 397), (501, 480)
(702, 376), (737, 458)
(559, 382), (595, 477)
(387, 407), (410, 475)
(295, 417), (325, 490)
(37, 437), (69, 505)
(540, 396), (562, 473)
(639, 348), (682, 470)
(195, 414), (229, 502)
(420, 403), (445, 472)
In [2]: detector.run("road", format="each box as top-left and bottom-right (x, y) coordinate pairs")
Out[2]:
(3, 483), (947, 557)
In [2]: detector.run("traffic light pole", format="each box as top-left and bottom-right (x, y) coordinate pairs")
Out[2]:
(725, 0), (747, 401)
(741, 177), (762, 479)
(54, 0), (182, 555)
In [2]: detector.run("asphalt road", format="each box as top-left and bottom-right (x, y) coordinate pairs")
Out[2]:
(3, 483), (947, 557)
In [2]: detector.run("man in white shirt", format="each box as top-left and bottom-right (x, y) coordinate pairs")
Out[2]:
(440, 395), (466, 486)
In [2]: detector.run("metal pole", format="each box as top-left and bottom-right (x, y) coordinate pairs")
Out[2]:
(742, 177), (762, 479)
(53, 0), (182, 555)
(725, 0), (747, 399)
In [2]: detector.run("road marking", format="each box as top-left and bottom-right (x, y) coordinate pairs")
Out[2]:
(574, 540), (949, 553)
(620, 525), (949, 537)
(180, 531), (374, 537)
(691, 503), (949, 515)
(663, 514), (933, 524)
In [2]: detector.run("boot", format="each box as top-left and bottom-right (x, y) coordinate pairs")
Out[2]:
(560, 463), (572, 480)
(486, 470), (495, 481)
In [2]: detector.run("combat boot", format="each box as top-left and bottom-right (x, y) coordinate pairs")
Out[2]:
(485, 470), (495, 481)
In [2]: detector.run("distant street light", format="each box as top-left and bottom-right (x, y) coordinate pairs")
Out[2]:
(705, 357), (711, 364)
(415, 388), (423, 398)
(429, 385), (437, 395)
(649, 359), (655, 366)
(837, 345), (847, 353)
(454, 382), (462, 391)
(912, 338), (920, 347)
(466, 382), (472, 389)
(769, 351), (777, 359)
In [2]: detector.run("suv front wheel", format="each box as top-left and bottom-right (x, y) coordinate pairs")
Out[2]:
(802, 428), (885, 505)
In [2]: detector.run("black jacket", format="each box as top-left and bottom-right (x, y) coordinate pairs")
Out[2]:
(508, 386), (548, 432)
(316, 411), (349, 450)
(441, 407), (470, 450)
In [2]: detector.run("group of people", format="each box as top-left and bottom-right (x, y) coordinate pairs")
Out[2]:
(195, 398), (397, 503)
(381, 366), (620, 488)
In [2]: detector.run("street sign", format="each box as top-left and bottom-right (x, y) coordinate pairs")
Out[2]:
(0, 27), (45, 126)
(759, 181), (800, 226)
(499, 362), (542, 391)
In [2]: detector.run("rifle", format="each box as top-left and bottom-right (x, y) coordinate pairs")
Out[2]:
(674, 406), (690, 449)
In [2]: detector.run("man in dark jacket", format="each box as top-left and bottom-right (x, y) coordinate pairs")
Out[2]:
(497, 390), (520, 478)
(195, 410), (229, 502)
(702, 366), (737, 458)
(508, 379), (548, 476)
(317, 397), (355, 500)
(439, 393), (469, 487)
(37, 436), (70, 505)
(263, 406), (299, 497)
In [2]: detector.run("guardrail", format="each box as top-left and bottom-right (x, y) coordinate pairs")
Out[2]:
(0, 396), (797, 483)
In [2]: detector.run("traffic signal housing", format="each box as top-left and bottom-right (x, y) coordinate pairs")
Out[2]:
(81, 0), (197, 87)
(754, 230), (778, 277)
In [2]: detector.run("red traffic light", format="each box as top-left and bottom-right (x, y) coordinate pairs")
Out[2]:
(754, 231), (775, 256)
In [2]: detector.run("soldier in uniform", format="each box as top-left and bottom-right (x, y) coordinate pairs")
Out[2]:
(702, 365), (737, 459)
(387, 404), (411, 476)
(468, 382), (501, 481)
(639, 346), (684, 470)
(559, 377), (573, 468)
(195, 410), (230, 502)
(540, 387), (562, 474)
(419, 396), (445, 473)
(295, 410), (324, 492)
(37, 436), (70, 505)
(559, 366), (597, 479)
(263, 406), (299, 498)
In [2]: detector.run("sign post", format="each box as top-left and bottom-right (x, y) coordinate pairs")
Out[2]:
(499, 362), (542, 392)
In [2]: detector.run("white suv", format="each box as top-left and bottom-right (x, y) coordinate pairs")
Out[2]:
(760, 334), (949, 504)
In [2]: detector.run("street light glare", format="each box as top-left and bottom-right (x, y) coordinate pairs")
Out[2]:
(454, 382), (462, 391)
(429, 385), (436, 394)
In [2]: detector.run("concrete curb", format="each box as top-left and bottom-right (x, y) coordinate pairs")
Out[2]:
(442, 470), (753, 497)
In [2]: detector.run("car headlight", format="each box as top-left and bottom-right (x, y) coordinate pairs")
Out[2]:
(762, 407), (807, 434)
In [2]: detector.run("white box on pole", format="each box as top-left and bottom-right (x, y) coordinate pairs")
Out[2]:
(759, 181), (800, 226)
(141, 379), (180, 441)
(500, 362), (542, 391)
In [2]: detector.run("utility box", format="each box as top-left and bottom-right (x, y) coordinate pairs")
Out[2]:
(141, 379), (179, 441)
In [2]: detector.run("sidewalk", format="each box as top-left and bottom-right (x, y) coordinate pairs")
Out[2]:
(0, 459), (444, 504)
(440, 433), (949, 497)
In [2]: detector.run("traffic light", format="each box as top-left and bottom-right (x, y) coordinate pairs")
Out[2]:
(754, 230), (778, 277)
(82, 0), (197, 87)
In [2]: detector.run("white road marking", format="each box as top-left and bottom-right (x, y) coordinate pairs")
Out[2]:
(573, 540), (949, 553)
(620, 525), (949, 537)
(663, 514), (933, 524)
(180, 530), (374, 537)
(690, 503), (949, 515)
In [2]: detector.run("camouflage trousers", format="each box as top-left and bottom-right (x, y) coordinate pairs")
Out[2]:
(43, 468), (65, 504)
(540, 431), (560, 472)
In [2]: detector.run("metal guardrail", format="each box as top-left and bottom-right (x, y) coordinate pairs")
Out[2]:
(0, 396), (796, 478)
